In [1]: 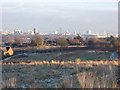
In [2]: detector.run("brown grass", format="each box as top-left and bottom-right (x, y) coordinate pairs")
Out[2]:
(2, 59), (119, 66)
(2, 59), (119, 88)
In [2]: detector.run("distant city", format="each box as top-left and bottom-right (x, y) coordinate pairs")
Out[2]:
(0, 28), (118, 38)
(0, 28), (119, 47)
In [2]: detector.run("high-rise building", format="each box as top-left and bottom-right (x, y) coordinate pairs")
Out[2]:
(31, 28), (37, 35)
(34, 28), (36, 35)
(86, 30), (92, 35)
(74, 30), (77, 35)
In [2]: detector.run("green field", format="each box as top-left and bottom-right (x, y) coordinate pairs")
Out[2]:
(23, 51), (111, 61)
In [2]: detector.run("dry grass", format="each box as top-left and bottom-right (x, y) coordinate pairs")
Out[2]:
(2, 59), (119, 65)
(2, 59), (119, 88)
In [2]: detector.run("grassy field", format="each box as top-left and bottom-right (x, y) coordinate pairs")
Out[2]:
(2, 50), (119, 88)
(20, 50), (111, 61)
(2, 59), (119, 88)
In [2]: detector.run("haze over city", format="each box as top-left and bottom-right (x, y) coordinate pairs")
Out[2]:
(1, 0), (119, 34)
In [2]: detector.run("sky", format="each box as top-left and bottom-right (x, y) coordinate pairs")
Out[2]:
(0, 0), (119, 34)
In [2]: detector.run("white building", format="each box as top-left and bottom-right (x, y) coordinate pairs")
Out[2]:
(97, 34), (108, 38)
(82, 30), (97, 40)
(74, 30), (77, 35)
(86, 30), (92, 35)
(82, 30), (109, 40)
(14, 29), (22, 35)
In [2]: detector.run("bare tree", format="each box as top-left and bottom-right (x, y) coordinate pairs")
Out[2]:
(36, 35), (44, 46)
(30, 34), (44, 47)
(14, 36), (24, 45)
(57, 37), (68, 46)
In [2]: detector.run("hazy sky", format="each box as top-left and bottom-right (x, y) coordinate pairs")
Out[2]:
(1, 0), (119, 34)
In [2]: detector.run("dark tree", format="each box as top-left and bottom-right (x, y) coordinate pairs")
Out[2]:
(57, 37), (69, 46)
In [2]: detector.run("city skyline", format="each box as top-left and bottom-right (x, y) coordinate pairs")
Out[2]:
(1, 0), (118, 34)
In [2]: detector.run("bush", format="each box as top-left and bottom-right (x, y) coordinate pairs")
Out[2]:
(29, 35), (44, 47)
(57, 37), (69, 46)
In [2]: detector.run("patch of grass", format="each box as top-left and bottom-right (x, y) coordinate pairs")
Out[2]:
(2, 60), (119, 88)
(22, 51), (111, 61)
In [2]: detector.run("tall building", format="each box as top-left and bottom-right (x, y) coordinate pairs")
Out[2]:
(74, 30), (77, 35)
(86, 30), (92, 35)
(34, 28), (36, 35)
(82, 30), (97, 40)
(31, 28), (37, 35)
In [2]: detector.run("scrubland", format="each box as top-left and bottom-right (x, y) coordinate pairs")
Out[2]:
(2, 59), (119, 88)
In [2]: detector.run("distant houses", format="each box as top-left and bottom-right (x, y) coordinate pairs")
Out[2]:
(67, 38), (85, 46)
(45, 39), (57, 46)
